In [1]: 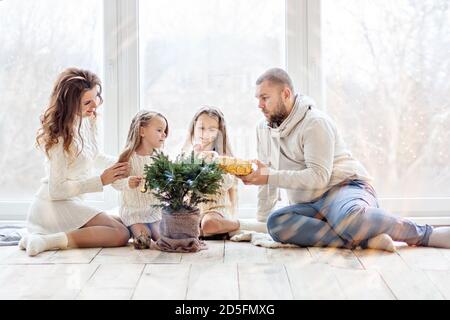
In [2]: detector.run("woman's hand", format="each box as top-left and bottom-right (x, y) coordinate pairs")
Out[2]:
(128, 176), (143, 189)
(100, 162), (130, 185)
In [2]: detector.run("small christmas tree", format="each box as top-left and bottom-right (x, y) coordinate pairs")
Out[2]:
(142, 151), (224, 212)
(141, 151), (225, 253)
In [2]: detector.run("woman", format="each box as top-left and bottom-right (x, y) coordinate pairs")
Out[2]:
(20, 67), (130, 256)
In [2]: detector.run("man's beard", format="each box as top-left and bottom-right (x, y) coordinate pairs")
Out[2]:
(268, 99), (289, 127)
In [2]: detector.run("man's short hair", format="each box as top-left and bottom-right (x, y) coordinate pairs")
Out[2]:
(256, 68), (295, 93)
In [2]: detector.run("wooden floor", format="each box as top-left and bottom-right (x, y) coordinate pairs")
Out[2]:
(1, 241), (450, 300)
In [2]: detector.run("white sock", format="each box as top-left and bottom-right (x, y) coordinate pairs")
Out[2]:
(366, 234), (396, 252)
(428, 227), (450, 248)
(251, 233), (299, 248)
(26, 232), (68, 257)
(18, 235), (28, 250)
(230, 230), (255, 242)
(237, 219), (268, 233)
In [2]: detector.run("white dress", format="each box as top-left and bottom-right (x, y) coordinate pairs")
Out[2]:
(112, 152), (161, 227)
(197, 173), (237, 219)
(26, 117), (116, 235)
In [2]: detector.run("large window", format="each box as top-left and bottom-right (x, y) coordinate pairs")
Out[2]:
(0, 0), (104, 204)
(138, 0), (286, 211)
(323, 1), (450, 205)
(1, 0), (448, 222)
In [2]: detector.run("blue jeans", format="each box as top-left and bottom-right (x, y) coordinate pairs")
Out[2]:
(267, 180), (433, 249)
(127, 222), (159, 235)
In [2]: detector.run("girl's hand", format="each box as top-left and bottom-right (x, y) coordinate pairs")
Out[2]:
(193, 143), (204, 153)
(101, 162), (130, 185)
(198, 151), (219, 164)
(128, 176), (143, 189)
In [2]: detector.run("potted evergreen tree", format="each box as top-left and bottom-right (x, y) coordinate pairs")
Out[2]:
(142, 151), (224, 252)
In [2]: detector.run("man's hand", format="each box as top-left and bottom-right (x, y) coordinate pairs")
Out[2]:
(238, 160), (269, 185)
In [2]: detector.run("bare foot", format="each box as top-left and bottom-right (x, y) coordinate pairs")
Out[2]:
(367, 234), (396, 252)
(201, 212), (239, 235)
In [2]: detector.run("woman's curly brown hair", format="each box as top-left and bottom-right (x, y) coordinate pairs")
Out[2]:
(36, 67), (103, 158)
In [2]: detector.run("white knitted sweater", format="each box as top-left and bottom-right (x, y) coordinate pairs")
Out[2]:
(112, 152), (161, 226)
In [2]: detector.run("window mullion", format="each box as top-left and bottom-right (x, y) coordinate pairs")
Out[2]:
(102, 0), (140, 210)
(307, 0), (324, 110)
(286, 0), (324, 110)
(286, 0), (308, 97)
(117, 0), (140, 145)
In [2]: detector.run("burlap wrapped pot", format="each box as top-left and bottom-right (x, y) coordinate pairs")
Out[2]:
(155, 207), (207, 253)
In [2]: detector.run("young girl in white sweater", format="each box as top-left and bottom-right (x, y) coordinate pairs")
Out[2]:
(183, 106), (267, 238)
(113, 110), (169, 249)
(182, 106), (239, 238)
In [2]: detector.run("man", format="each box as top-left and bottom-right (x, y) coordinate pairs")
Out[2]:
(239, 68), (450, 251)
